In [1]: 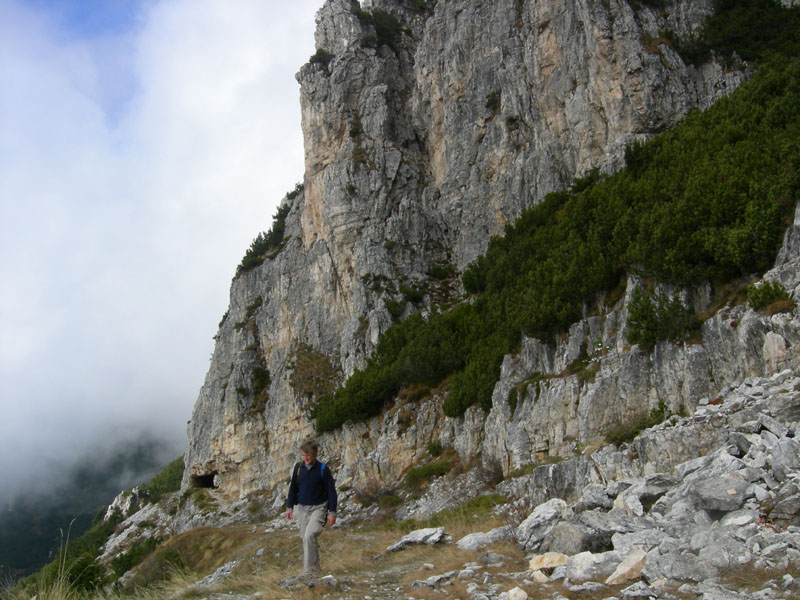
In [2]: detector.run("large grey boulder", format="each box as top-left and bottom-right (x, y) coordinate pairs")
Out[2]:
(565, 550), (622, 585)
(689, 474), (751, 512)
(612, 529), (678, 555)
(642, 550), (718, 583)
(542, 520), (611, 555)
(770, 438), (800, 482)
(572, 483), (614, 513)
(456, 526), (513, 552)
(516, 498), (572, 553)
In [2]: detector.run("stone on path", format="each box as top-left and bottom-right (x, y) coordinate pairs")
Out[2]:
(606, 549), (647, 585)
(387, 527), (448, 552)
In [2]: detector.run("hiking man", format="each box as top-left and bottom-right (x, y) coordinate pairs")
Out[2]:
(286, 438), (338, 577)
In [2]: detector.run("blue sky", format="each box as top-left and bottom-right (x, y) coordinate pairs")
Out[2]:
(24, 0), (147, 38)
(0, 0), (326, 499)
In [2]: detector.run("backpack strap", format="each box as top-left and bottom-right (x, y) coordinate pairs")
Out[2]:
(295, 461), (327, 480)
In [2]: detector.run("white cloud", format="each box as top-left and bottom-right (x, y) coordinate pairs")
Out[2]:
(0, 0), (325, 499)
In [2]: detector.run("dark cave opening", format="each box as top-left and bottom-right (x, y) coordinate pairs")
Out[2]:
(191, 472), (218, 488)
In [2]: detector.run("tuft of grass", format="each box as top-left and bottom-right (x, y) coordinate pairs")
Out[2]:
(399, 383), (431, 403)
(403, 460), (452, 489)
(717, 561), (800, 596)
(426, 440), (443, 457)
(605, 399), (670, 446)
(765, 299), (796, 316)
(561, 355), (601, 384)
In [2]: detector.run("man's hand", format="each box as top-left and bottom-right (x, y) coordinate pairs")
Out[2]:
(286, 509), (293, 521)
(326, 515), (336, 527)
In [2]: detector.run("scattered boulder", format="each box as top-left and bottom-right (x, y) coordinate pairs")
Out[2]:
(620, 580), (660, 598)
(689, 473), (751, 511)
(541, 521), (599, 556)
(528, 551), (568, 571)
(515, 498), (571, 552)
(643, 550), (719, 583)
(479, 551), (509, 566)
(530, 570), (549, 583)
(196, 559), (241, 586)
(387, 527), (449, 552)
(565, 550), (622, 584)
(771, 438), (800, 482)
(480, 371), (800, 596)
(501, 586), (528, 600)
(606, 549), (647, 585)
(456, 525), (513, 552)
(771, 492), (800, 520)
(572, 483), (614, 512)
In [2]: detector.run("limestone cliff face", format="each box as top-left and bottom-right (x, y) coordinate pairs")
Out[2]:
(182, 0), (785, 501)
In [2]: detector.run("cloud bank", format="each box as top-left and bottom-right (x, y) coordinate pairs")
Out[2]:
(0, 0), (325, 500)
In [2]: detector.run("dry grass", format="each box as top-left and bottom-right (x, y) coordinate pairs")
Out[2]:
(12, 494), (542, 600)
(717, 561), (800, 594)
(123, 526), (262, 590)
(12, 576), (77, 600)
(24, 515), (784, 600)
(765, 298), (797, 316)
(153, 503), (515, 599)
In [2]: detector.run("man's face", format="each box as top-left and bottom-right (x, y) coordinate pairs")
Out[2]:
(301, 450), (316, 465)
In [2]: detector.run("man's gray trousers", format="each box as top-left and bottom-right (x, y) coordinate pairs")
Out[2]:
(295, 503), (327, 575)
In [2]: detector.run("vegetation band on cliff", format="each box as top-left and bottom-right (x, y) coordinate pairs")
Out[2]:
(313, 50), (800, 431)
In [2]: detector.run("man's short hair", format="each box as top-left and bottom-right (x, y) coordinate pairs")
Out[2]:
(300, 438), (319, 455)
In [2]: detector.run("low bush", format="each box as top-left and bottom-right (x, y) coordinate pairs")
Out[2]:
(286, 182), (304, 200)
(673, 0), (800, 66)
(747, 280), (792, 311)
(252, 366), (270, 396)
(627, 287), (697, 350)
(400, 284), (425, 304)
(384, 298), (405, 319)
(309, 48), (334, 68)
(377, 494), (403, 509)
(353, 8), (403, 52)
(423, 494), (507, 528)
(426, 441), (444, 457)
(485, 90), (501, 113)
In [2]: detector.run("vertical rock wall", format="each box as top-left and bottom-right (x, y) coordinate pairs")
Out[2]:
(182, 0), (772, 500)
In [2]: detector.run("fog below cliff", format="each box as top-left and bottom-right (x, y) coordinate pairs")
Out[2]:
(0, 0), (325, 505)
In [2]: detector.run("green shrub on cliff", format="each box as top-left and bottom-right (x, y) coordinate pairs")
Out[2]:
(354, 7), (403, 52)
(627, 288), (697, 350)
(236, 203), (290, 276)
(140, 456), (184, 504)
(747, 280), (795, 313)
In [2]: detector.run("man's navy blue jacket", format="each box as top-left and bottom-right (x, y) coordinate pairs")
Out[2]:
(287, 460), (337, 514)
